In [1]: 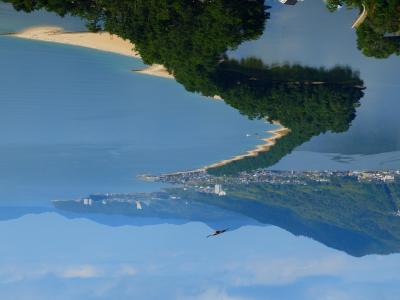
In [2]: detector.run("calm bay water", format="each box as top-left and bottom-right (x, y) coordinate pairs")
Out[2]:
(0, 2), (85, 33)
(1, 2), (400, 300)
(0, 19), (271, 205)
(232, 1), (400, 170)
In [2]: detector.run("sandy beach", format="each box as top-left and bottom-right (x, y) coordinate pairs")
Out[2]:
(159, 122), (290, 176)
(134, 63), (174, 79)
(8, 26), (287, 173)
(8, 26), (173, 79)
(204, 122), (290, 171)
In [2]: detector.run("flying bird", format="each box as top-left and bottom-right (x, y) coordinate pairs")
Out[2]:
(207, 228), (229, 238)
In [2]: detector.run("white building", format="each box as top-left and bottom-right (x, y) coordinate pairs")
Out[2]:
(83, 198), (93, 206)
(214, 184), (227, 196)
(136, 200), (143, 210)
(215, 184), (222, 194)
(383, 175), (395, 182)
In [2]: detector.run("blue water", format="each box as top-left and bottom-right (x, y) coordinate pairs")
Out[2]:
(0, 2), (85, 33)
(1, 3), (400, 300)
(0, 15), (270, 205)
(232, 1), (400, 170)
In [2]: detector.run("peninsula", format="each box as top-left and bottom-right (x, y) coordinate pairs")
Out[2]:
(8, 27), (287, 172)
(204, 123), (290, 171)
(8, 26), (174, 79)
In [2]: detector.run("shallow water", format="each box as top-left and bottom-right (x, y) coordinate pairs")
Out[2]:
(0, 3), (85, 33)
(1, 1), (400, 299)
(0, 35), (270, 205)
(232, 1), (400, 170)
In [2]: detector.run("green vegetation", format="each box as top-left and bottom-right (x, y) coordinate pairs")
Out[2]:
(3, 0), (365, 173)
(207, 59), (364, 175)
(4, 0), (397, 258)
(326, 0), (400, 58)
(175, 178), (400, 256)
(2, 0), (268, 76)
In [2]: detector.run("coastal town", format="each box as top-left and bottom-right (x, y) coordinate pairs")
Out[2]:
(140, 169), (400, 188)
(55, 169), (400, 212)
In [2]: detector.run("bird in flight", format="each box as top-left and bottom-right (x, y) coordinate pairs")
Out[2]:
(207, 228), (229, 238)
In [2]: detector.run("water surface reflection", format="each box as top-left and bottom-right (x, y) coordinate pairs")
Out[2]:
(1, 1), (400, 299)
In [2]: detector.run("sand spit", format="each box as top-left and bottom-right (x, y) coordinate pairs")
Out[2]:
(157, 122), (290, 177)
(9, 26), (173, 79)
(134, 64), (174, 79)
(11, 26), (140, 57)
(8, 26), (290, 174)
(204, 123), (290, 171)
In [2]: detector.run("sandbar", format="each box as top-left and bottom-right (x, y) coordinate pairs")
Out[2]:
(8, 26), (288, 173)
(8, 26), (173, 79)
(204, 122), (290, 171)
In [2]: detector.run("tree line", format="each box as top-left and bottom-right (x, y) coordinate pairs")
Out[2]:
(326, 0), (400, 58)
(3, 0), (365, 174)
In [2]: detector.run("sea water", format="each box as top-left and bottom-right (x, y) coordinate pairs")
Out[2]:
(231, 1), (400, 170)
(0, 33), (271, 205)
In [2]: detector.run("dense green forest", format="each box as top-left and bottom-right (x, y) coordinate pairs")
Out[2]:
(3, 0), (397, 259)
(326, 0), (400, 58)
(5, 0), (398, 59)
(207, 59), (364, 175)
(2, 0), (268, 76)
(3, 0), (365, 174)
(51, 175), (400, 256)
(175, 177), (400, 256)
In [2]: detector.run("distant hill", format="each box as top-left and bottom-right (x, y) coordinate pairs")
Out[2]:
(0, 207), (51, 221)
(173, 177), (400, 256)
(53, 194), (261, 230)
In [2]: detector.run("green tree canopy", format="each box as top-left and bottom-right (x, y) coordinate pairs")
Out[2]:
(206, 59), (364, 175)
(3, 0), (365, 174)
(326, 0), (400, 58)
(176, 177), (400, 257)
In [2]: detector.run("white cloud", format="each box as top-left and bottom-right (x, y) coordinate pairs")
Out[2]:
(0, 263), (137, 283)
(227, 255), (346, 286)
(178, 288), (248, 300)
(115, 265), (137, 277)
(60, 265), (103, 279)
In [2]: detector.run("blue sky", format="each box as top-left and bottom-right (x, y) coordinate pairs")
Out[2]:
(1, 213), (400, 299)
(1, 1), (400, 299)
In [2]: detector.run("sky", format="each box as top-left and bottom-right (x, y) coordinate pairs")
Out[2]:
(1, 213), (400, 300)
(1, 1), (400, 299)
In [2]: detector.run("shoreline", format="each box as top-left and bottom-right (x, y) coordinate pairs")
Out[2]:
(6, 26), (226, 89)
(7, 26), (174, 79)
(9, 26), (289, 174)
(155, 122), (290, 177)
(203, 122), (290, 171)
(133, 64), (174, 79)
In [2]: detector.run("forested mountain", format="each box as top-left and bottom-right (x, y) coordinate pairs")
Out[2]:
(174, 177), (400, 257)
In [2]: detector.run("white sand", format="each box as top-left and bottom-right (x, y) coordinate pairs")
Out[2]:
(135, 63), (174, 79)
(204, 123), (290, 170)
(10, 26), (173, 79)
